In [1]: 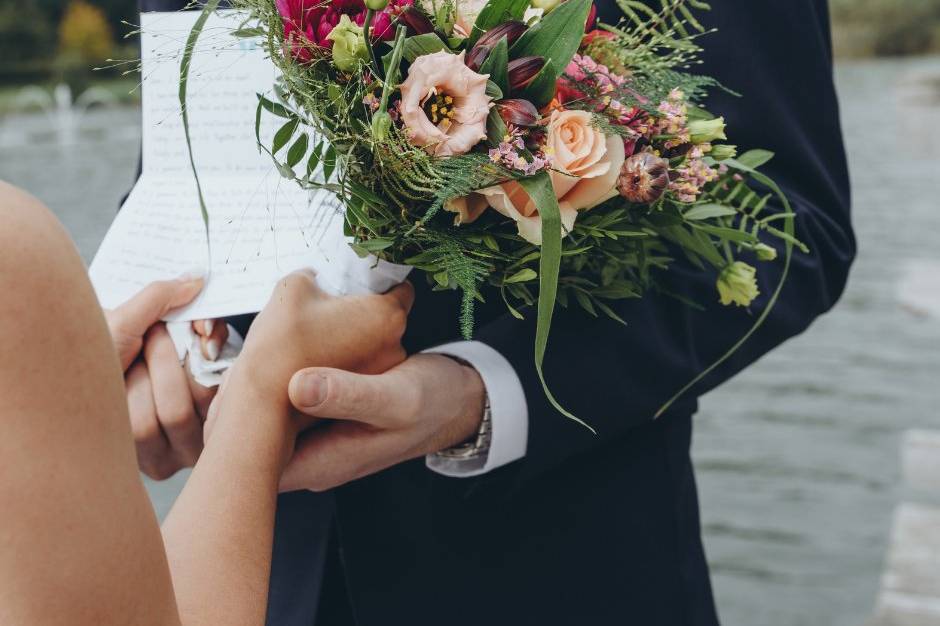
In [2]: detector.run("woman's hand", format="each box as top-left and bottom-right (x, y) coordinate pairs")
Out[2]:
(208, 270), (414, 467)
(104, 275), (227, 478)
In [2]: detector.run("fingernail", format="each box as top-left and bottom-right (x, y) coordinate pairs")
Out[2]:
(203, 319), (214, 335)
(205, 338), (221, 361)
(298, 373), (327, 407)
(178, 267), (205, 283)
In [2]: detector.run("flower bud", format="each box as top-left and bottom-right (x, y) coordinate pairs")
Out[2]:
(398, 7), (435, 35)
(496, 99), (540, 127)
(754, 243), (778, 261)
(531, 0), (562, 12)
(688, 116), (727, 144)
(507, 56), (545, 91)
(465, 44), (491, 72)
(327, 15), (368, 72)
(371, 111), (392, 142)
(476, 21), (527, 48)
(585, 2), (597, 31)
(617, 152), (670, 204)
(365, 0), (389, 10)
(717, 261), (759, 307)
(709, 144), (737, 161)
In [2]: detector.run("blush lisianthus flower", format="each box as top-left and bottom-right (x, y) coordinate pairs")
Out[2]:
(398, 50), (492, 157)
(475, 108), (625, 244)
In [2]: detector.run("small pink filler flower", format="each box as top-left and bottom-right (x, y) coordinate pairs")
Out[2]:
(398, 50), (492, 157)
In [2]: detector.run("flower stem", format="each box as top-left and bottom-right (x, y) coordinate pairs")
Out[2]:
(363, 9), (384, 80)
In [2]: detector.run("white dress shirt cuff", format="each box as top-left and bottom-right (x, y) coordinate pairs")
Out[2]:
(423, 340), (528, 477)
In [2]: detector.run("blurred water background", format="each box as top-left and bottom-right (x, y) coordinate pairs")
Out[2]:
(2, 1), (940, 625)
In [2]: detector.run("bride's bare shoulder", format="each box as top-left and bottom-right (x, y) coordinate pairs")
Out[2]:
(0, 181), (90, 324)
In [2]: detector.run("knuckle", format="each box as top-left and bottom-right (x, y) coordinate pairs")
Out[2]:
(129, 413), (160, 443)
(158, 405), (196, 432)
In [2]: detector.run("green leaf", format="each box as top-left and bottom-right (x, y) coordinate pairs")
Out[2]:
(356, 238), (395, 252)
(517, 58), (557, 107)
(691, 223), (758, 244)
(485, 80), (503, 100)
(469, 0), (530, 45)
(518, 172), (594, 432)
(257, 93), (291, 118)
(322, 144), (337, 181)
(232, 26), (264, 38)
(505, 268), (537, 283)
(575, 290), (597, 316)
(683, 203), (738, 220)
(273, 118), (299, 154)
(306, 140), (323, 177)
(179, 0), (220, 258)
(594, 299), (627, 325)
(509, 0), (591, 102)
(479, 37), (509, 94)
(729, 149), (774, 171)
(287, 133), (308, 168)
(656, 169), (800, 419)
(486, 106), (509, 146)
(399, 32), (448, 63)
(482, 234), (500, 251)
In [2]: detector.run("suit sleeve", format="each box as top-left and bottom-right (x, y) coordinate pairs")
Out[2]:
(471, 0), (856, 485)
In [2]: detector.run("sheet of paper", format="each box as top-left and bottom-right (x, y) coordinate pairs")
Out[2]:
(89, 10), (410, 321)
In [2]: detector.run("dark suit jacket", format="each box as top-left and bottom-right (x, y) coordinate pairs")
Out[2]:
(140, 1), (854, 624)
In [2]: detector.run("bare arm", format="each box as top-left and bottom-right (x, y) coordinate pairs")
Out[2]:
(0, 182), (180, 626)
(160, 271), (415, 625)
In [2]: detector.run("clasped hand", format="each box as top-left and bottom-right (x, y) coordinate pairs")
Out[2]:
(105, 271), (485, 489)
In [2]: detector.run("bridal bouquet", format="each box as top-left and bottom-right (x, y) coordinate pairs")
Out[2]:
(182, 0), (805, 419)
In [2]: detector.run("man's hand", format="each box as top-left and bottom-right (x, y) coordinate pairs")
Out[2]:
(104, 274), (227, 479)
(206, 271), (416, 469)
(280, 353), (486, 492)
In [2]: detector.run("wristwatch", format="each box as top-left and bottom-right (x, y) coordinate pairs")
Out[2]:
(433, 394), (492, 462)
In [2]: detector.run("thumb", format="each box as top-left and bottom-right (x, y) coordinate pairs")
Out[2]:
(288, 366), (415, 428)
(112, 273), (204, 338)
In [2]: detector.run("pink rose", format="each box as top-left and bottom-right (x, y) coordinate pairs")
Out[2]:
(477, 109), (625, 244)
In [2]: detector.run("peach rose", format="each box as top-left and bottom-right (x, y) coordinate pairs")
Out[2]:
(472, 109), (625, 244)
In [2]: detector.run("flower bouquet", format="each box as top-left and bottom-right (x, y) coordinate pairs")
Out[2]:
(181, 0), (805, 421)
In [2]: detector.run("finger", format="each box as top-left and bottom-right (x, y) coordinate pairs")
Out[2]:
(125, 360), (173, 479)
(280, 421), (409, 492)
(288, 366), (418, 428)
(113, 274), (204, 339)
(186, 362), (218, 420)
(144, 324), (203, 467)
(196, 320), (229, 361)
(383, 281), (415, 315)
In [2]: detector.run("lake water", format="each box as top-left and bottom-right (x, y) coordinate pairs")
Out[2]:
(2, 57), (939, 626)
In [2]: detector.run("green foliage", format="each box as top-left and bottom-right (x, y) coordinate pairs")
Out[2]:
(830, 0), (940, 57)
(510, 0), (592, 106)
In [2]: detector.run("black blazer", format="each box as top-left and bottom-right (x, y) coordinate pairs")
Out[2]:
(140, 1), (854, 624)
